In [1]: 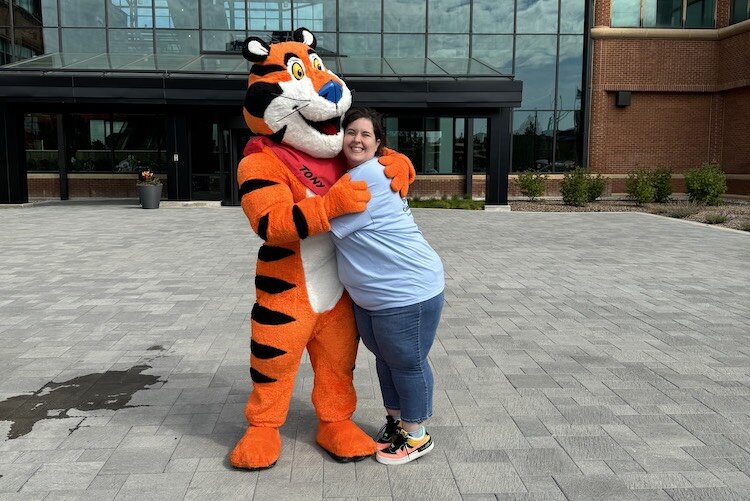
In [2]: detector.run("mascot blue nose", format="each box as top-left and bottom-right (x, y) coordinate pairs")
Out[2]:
(318, 80), (343, 104)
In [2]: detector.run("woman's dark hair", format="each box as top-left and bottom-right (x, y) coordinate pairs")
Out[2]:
(342, 107), (386, 156)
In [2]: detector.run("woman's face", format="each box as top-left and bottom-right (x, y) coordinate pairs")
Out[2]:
(342, 118), (381, 168)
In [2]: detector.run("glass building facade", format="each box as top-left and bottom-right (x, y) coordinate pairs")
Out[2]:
(1, 0), (586, 204)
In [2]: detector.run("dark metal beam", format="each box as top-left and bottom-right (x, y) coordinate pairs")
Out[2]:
(0, 104), (27, 204)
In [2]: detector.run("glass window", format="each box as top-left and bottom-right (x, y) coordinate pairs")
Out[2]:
(13, 29), (46, 58)
(340, 34), (381, 57)
(555, 109), (580, 171)
(424, 117), (455, 174)
(385, 116), (425, 174)
(1, 29), (12, 65)
(472, 0), (514, 33)
(611, 0), (641, 27)
(384, 0), (426, 32)
(248, 1), (291, 31)
(70, 114), (112, 172)
(109, 29), (154, 54)
(109, 0), (154, 28)
(202, 30), (245, 52)
(60, 0), (106, 27)
(685, 0), (715, 27)
(155, 29), (198, 54)
(61, 28), (105, 53)
(427, 34), (469, 58)
(428, 0), (469, 33)
(731, 0), (750, 23)
(514, 35), (557, 109)
(159, 0), (198, 28)
(25, 114), (58, 172)
(643, 0), (682, 27)
(202, 0), (245, 30)
(516, 0), (558, 33)
(512, 110), (553, 172)
(294, 0), (337, 32)
(454, 118), (465, 174)
(13, 0), (58, 26)
(473, 118), (488, 173)
(384, 34), (425, 58)
(339, 0), (381, 32)
(44, 28), (60, 54)
(560, 0), (585, 33)
(314, 32), (337, 56)
(112, 114), (166, 173)
(471, 35), (512, 74)
(557, 35), (583, 112)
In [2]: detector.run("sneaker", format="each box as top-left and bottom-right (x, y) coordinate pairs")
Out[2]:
(376, 428), (433, 465)
(375, 415), (401, 451)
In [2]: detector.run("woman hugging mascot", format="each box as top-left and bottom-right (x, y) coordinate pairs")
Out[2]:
(230, 27), (415, 470)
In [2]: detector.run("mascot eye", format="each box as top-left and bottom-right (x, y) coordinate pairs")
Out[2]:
(311, 57), (324, 71)
(291, 62), (305, 80)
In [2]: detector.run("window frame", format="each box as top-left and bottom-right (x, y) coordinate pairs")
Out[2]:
(610, 0), (717, 28)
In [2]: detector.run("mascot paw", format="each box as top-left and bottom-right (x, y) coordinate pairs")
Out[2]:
(230, 426), (281, 470)
(317, 419), (376, 463)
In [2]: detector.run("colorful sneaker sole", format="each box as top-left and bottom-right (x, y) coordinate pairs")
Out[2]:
(375, 438), (434, 465)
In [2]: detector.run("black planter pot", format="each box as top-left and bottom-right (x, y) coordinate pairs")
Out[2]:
(137, 184), (163, 209)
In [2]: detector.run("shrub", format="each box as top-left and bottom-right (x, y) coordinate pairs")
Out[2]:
(561, 168), (603, 207)
(654, 203), (698, 219)
(704, 212), (728, 225)
(515, 172), (548, 201)
(740, 220), (750, 232)
(626, 169), (656, 205)
(587, 173), (606, 202)
(684, 162), (726, 206)
(651, 167), (673, 203)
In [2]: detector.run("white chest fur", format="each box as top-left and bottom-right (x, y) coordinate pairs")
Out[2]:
(300, 190), (344, 313)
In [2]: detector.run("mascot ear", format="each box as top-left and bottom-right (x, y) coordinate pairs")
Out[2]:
(242, 37), (270, 63)
(293, 27), (317, 49)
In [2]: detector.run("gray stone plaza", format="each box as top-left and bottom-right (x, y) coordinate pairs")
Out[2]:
(1, 203), (749, 500)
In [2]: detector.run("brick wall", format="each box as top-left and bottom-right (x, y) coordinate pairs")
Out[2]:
(28, 175), (166, 199)
(589, 0), (750, 195)
(410, 176), (465, 198)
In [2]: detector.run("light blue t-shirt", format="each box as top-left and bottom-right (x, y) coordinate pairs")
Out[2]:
(329, 157), (445, 311)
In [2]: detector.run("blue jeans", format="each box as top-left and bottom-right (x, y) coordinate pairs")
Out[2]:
(353, 292), (444, 424)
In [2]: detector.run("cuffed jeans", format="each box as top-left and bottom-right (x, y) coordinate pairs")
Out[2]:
(353, 291), (444, 424)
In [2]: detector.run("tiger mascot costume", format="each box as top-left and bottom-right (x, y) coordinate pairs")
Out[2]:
(230, 28), (415, 470)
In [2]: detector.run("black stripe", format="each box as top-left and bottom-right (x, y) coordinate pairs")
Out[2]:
(239, 179), (278, 199)
(257, 214), (269, 241)
(244, 81), (283, 118)
(251, 303), (295, 325)
(251, 340), (287, 360)
(250, 367), (277, 383)
(284, 52), (299, 65)
(250, 64), (285, 76)
(265, 125), (287, 144)
(258, 245), (295, 262)
(255, 275), (296, 294)
(292, 205), (309, 239)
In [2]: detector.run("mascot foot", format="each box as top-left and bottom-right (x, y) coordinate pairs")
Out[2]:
(317, 419), (376, 463)
(230, 426), (281, 470)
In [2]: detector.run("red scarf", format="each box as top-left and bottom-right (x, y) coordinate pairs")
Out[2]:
(244, 136), (347, 196)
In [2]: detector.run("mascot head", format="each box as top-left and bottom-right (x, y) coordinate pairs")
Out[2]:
(241, 28), (352, 159)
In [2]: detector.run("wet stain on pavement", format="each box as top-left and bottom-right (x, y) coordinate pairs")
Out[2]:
(0, 365), (162, 439)
(147, 345), (165, 351)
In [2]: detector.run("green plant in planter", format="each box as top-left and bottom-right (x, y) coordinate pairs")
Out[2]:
(137, 169), (163, 209)
(137, 169), (162, 186)
(626, 169), (656, 205)
(684, 162), (726, 206)
(515, 172), (548, 201)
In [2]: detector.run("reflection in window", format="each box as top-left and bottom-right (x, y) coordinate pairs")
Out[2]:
(60, 0), (105, 27)
(428, 0), (469, 33)
(161, 0), (199, 29)
(512, 110), (553, 172)
(385, 116), (425, 174)
(384, 34), (426, 58)
(202, 1), (245, 30)
(109, 29), (154, 54)
(424, 118), (456, 174)
(61, 28), (105, 53)
(454, 118), (465, 173)
(611, 0), (641, 26)
(471, 35), (513, 74)
(155, 29), (198, 54)
(555, 110), (580, 170)
(110, 0), (154, 28)
(69, 114), (165, 173)
(339, 0), (381, 32)
(685, 0), (714, 27)
(340, 34), (381, 57)
(428, 35), (469, 58)
(731, 0), (750, 23)
(473, 118), (488, 173)
(514, 35), (557, 109)
(249, 1), (291, 31)
(557, 36), (583, 112)
(294, 0), (336, 32)
(516, 0), (558, 33)
(13, 29), (46, 58)
(643, 0), (682, 27)
(560, 0), (585, 33)
(472, 0), (514, 33)
(25, 114), (58, 172)
(384, 0), (426, 32)
(202, 30), (246, 52)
